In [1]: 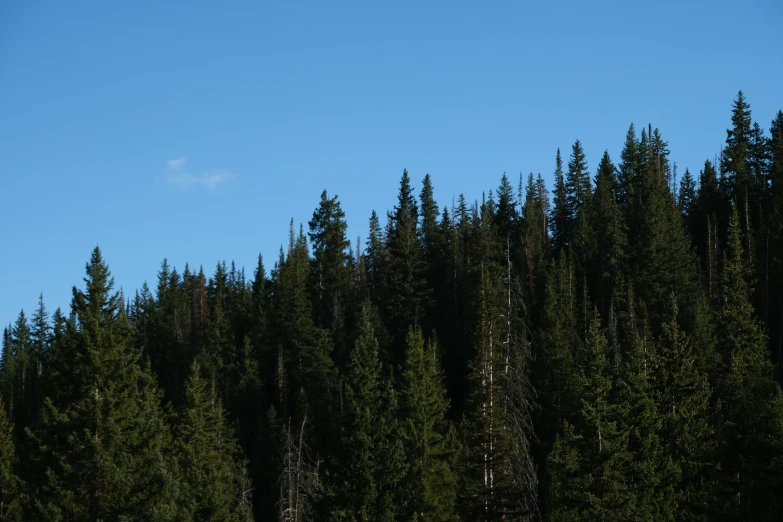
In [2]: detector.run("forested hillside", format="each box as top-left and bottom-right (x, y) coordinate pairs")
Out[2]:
(2, 92), (783, 521)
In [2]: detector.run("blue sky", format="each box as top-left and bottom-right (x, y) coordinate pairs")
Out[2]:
(1, 0), (781, 327)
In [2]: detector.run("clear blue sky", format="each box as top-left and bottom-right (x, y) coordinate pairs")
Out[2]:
(1, 0), (781, 328)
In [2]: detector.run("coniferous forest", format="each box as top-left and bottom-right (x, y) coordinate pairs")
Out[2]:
(3, 92), (783, 521)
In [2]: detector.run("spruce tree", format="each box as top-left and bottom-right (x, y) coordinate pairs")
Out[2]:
(0, 397), (20, 521)
(546, 310), (633, 521)
(365, 210), (387, 305)
(565, 140), (591, 229)
(27, 247), (180, 520)
(308, 190), (354, 365)
(678, 168), (696, 229)
(175, 361), (253, 521)
(618, 123), (640, 211)
(460, 262), (536, 520)
(710, 206), (783, 519)
(521, 172), (550, 314)
(590, 150), (627, 320)
(534, 253), (580, 469)
(550, 148), (569, 255)
(768, 111), (783, 371)
(383, 170), (431, 367)
(400, 328), (458, 522)
(654, 299), (713, 520)
(330, 303), (406, 521)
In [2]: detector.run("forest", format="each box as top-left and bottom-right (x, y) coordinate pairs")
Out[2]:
(2, 91), (783, 521)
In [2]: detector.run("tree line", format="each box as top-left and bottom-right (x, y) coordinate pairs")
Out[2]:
(2, 91), (783, 521)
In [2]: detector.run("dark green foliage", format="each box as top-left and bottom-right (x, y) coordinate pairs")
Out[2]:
(26, 247), (180, 520)
(400, 328), (458, 522)
(679, 168), (696, 227)
(521, 173), (550, 310)
(328, 303), (406, 521)
(546, 311), (633, 521)
(627, 126), (699, 328)
(709, 206), (783, 519)
(309, 190), (354, 364)
(589, 151), (627, 320)
(460, 262), (537, 521)
(175, 362), (253, 521)
(550, 148), (569, 255)
(4, 92), (783, 522)
(382, 171), (432, 366)
(0, 397), (20, 521)
(534, 253), (580, 464)
(653, 300), (713, 520)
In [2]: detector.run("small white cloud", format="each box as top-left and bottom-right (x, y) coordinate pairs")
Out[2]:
(168, 169), (235, 190)
(166, 157), (187, 171)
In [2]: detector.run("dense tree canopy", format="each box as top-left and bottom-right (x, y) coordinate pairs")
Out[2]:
(1, 92), (782, 521)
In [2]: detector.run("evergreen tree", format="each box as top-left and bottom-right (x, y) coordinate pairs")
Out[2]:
(365, 210), (386, 305)
(618, 123), (640, 211)
(565, 140), (591, 228)
(619, 306), (679, 521)
(534, 252), (580, 464)
(400, 328), (458, 522)
(269, 224), (336, 450)
(546, 310), (633, 521)
(550, 148), (569, 255)
(26, 247), (180, 520)
(460, 262), (537, 520)
(678, 168), (696, 228)
(0, 397), (20, 521)
(329, 303), (406, 521)
(653, 299), (713, 520)
(590, 150), (627, 320)
(521, 173), (550, 312)
(710, 206), (783, 519)
(175, 361), (253, 521)
(721, 92), (754, 218)
(768, 111), (783, 370)
(628, 127), (698, 328)
(309, 190), (354, 365)
(383, 170), (431, 367)
(420, 174), (447, 345)
(1, 311), (32, 440)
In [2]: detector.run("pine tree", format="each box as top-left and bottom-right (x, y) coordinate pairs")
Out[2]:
(400, 328), (458, 522)
(565, 140), (591, 228)
(1, 311), (32, 440)
(678, 168), (696, 228)
(330, 303), (406, 521)
(619, 308), (679, 521)
(365, 210), (386, 305)
(654, 298), (713, 521)
(590, 150), (627, 320)
(628, 127), (698, 329)
(494, 173), (518, 247)
(420, 174), (447, 344)
(0, 397), (20, 521)
(546, 310), (633, 521)
(722, 92), (754, 213)
(768, 111), (783, 372)
(460, 261), (536, 520)
(550, 148), (569, 255)
(269, 224), (336, 451)
(534, 252), (580, 469)
(26, 247), (180, 520)
(618, 123), (640, 211)
(175, 361), (253, 521)
(521, 173), (550, 313)
(309, 190), (354, 365)
(710, 205), (783, 519)
(384, 170), (431, 367)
